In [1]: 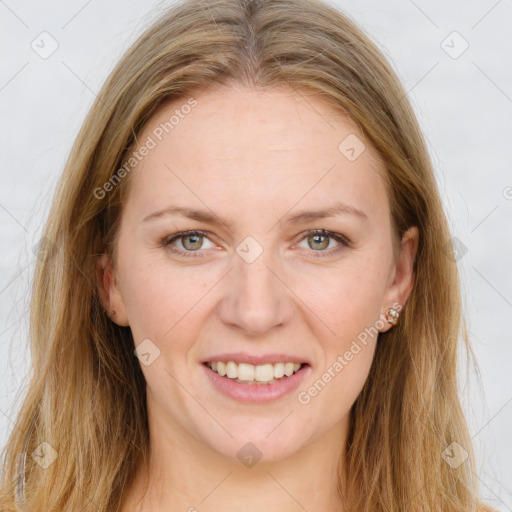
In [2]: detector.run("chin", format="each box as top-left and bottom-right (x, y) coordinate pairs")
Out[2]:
(202, 424), (307, 465)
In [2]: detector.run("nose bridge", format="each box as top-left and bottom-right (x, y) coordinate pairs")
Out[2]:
(219, 234), (294, 335)
(237, 240), (277, 297)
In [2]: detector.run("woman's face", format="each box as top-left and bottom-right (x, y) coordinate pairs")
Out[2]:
(102, 84), (418, 463)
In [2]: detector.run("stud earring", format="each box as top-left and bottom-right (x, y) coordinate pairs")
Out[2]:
(109, 309), (116, 319)
(385, 307), (400, 326)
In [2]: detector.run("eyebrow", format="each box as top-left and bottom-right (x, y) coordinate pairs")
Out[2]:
(141, 201), (369, 228)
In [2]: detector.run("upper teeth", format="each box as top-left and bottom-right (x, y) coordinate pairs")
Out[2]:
(208, 361), (302, 382)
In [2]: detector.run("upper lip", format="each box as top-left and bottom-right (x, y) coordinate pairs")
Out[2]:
(203, 352), (311, 366)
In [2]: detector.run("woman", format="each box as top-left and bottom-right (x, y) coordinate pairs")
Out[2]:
(0, 0), (498, 510)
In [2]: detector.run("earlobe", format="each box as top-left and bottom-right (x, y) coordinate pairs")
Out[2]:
(95, 254), (130, 326)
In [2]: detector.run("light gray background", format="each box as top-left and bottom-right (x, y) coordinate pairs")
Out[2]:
(1, 0), (511, 509)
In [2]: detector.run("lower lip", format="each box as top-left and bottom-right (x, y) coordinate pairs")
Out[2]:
(202, 363), (310, 403)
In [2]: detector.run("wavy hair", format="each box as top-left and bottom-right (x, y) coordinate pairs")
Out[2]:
(0, 0), (497, 510)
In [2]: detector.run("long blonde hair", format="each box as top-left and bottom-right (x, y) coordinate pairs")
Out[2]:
(0, 0), (497, 510)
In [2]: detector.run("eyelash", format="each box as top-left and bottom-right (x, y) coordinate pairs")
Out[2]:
(160, 229), (350, 259)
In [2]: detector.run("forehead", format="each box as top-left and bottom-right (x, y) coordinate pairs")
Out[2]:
(125, 85), (389, 225)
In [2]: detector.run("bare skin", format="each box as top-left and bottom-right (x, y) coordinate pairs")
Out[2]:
(97, 83), (418, 512)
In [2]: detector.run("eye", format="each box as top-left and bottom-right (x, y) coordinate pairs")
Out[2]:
(296, 229), (350, 257)
(161, 230), (216, 257)
(161, 229), (350, 259)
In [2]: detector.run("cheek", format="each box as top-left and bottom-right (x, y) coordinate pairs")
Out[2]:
(118, 252), (197, 342)
(296, 269), (382, 424)
(300, 254), (389, 418)
(312, 346), (375, 430)
(293, 256), (389, 343)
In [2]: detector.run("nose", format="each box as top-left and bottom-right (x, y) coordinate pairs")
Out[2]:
(217, 243), (295, 336)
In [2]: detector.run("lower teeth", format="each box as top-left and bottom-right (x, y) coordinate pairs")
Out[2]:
(233, 377), (278, 385)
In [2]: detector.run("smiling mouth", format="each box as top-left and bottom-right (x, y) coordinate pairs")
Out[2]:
(204, 361), (306, 385)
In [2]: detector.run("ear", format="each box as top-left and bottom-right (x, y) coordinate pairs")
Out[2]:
(95, 253), (130, 326)
(379, 226), (419, 333)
